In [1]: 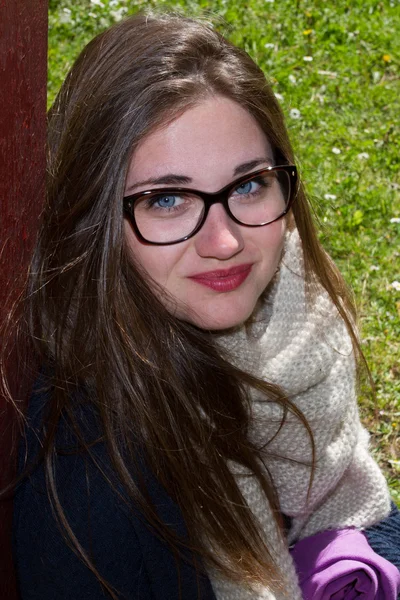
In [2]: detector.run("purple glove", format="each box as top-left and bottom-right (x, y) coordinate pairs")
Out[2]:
(290, 528), (400, 599)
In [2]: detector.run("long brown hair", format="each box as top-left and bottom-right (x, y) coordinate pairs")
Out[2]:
(3, 12), (360, 599)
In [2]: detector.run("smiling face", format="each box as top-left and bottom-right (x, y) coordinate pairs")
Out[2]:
(124, 96), (287, 330)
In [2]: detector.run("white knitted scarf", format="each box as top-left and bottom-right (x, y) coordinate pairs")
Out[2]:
(208, 228), (391, 600)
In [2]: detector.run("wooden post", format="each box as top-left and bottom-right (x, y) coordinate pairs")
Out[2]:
(0, 0), (48, 596)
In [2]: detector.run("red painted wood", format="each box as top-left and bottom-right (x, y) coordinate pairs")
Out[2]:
(0, 0), (48, 596)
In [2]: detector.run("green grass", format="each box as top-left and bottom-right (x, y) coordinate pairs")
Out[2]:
(48, 0), (400, 503)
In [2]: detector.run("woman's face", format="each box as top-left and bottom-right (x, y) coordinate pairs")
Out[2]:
(124, 96), (286, 330)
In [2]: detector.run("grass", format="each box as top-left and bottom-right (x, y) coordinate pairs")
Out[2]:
(48, 0), (400, 503)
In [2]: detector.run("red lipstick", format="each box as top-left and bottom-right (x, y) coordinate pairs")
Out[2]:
(189, 264), (252, 292)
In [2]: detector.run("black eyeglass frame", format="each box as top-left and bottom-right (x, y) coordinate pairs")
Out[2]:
(123, 164), (298, 246)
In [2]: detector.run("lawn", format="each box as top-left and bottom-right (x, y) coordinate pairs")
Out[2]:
(48, 0), (400, 502)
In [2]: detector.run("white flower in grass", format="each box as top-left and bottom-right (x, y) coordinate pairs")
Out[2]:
(59, 8), (72, 23)
(390, 218), (400, 223)
(274, 93), (284, 101)
(289, 108), (301, 119)
(111, 8), (127, 21)
(332, 147), (341, 155)
(288, 74), (297, 84)
(372, 71), (381, 84)
(357, 152), (370, 160)
(317, 70), (337, 78)
(265, 0), (275, 3)
(303, 56), (313, 62)
(264, 43), (275, 49)
(90, 0), (105, 6)
(391, 281), (400, 291)
(348, 30), (359, 39)
(324, 194), (337, 201)
(369, 265), (380, 271)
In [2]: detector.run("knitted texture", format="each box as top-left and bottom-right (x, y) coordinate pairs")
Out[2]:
(208, 228), (391, 600)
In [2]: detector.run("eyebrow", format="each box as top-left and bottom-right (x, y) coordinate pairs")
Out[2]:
(125, 156), (274, 194)
(233, 157), (274, 176)
(125, 174), (191, 193)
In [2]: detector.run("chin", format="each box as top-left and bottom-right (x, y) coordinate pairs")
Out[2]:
(183, 306), (255, 331)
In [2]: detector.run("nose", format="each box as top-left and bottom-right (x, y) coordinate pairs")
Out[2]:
(194, 203), (244, 259)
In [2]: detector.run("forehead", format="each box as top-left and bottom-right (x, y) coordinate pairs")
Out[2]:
(126, 96), (273, 193)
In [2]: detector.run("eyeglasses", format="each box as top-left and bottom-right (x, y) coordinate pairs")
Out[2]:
(123, 165), (297, 246)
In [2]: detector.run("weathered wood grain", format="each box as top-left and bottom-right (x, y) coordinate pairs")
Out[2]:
(0, 1), (48, 596)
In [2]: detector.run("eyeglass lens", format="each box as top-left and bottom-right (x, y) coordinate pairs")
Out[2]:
(133, 169), (290, 244)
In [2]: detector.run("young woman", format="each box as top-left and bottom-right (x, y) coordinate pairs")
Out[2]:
(7, 12), (400, 600)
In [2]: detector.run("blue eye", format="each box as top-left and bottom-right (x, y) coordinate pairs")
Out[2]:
(236, 182), (252, 194)
(234, 180), (259, 195)
(156, 195), (178, 208)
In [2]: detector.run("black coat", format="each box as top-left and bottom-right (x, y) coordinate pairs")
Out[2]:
(13, 381), (217, 600)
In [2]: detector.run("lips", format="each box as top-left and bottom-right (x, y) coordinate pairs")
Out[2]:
(188, 264), (253, 292)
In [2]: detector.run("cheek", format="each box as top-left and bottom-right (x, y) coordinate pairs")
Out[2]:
(123, 220), (181, 286)
(254, 219), (287, 261)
